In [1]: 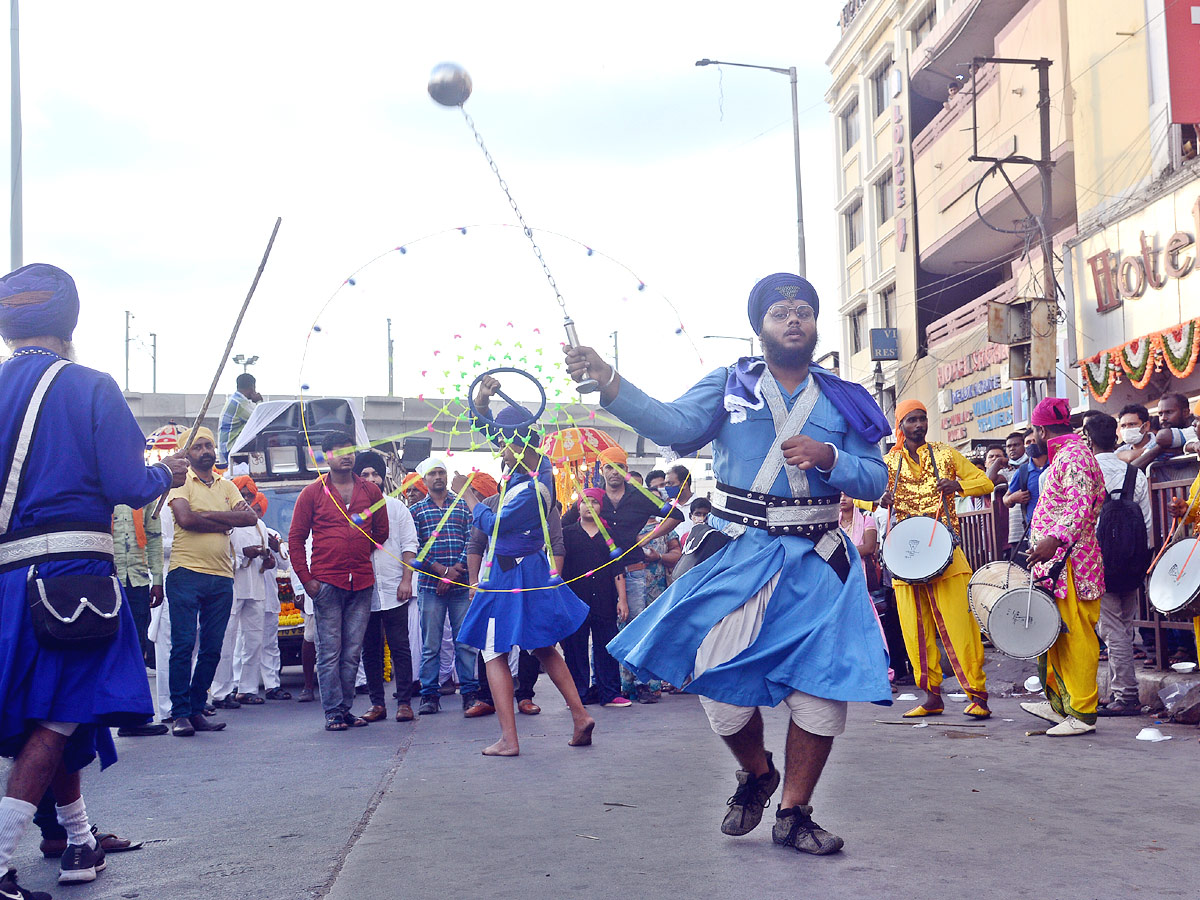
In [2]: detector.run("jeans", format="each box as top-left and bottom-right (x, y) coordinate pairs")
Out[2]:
(311, 582), (374, 717)
(563, 613), (621, 704)
(417, 588), (478, 697)
(617, 569), (659, 691)
(165, 568), (234, 719)
(124, 579), (152, 664)
(363, 605), (413, 706)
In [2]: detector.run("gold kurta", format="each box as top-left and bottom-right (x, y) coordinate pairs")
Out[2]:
(884, 442), (994, 537)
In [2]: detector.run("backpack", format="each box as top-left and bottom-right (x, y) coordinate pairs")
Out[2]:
(1096, 465), (1152, 594)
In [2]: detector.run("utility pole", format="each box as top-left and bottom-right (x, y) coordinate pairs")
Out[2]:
(9, 0), (22, 271)
(971, 56), (1056, 393)
(124, 310), (131, 391)
(610, 330), (619, 372)
(387, 317), (394, 396)
(150, 332), (157, 393)
(789, 66), (806, 279)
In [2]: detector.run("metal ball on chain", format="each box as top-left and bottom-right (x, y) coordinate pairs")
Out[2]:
(428, 63), (472, 107)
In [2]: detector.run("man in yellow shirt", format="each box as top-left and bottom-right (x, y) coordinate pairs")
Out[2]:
(879, 400), (993, 719)
(165, 426), (258, 736)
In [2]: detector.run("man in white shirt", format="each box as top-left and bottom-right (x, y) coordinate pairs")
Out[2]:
(210, 478), (273, 707)
(1085, 413), (1151, 717)
(355, 452), (419, 722)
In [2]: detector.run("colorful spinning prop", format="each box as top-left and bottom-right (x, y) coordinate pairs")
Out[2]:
(145, 422), (187, 451)
(541, 426), (622, 510)
(429, 62), (601, 394)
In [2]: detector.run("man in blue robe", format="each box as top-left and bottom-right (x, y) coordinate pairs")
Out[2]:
(0, 264), (187, 897)
(564, 273), (891, 856)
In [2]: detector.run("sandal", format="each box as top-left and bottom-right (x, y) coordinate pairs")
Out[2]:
(234, 693), (265, 705)
(297, 689), (315, 703)
(325, 715), (348, 731)
(343, 713), (369, 727)
(902, 704), (944, 718)
(265, 688), (292, 701)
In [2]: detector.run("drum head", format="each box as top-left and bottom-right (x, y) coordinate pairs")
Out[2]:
(968, 562), (1028, 629)
(1149, 539), (1200, 616)
(883, 516), (954, 583)
(986, 587), (1061, 660)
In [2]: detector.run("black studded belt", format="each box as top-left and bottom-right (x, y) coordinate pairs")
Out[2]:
(711, 482), (840, 538)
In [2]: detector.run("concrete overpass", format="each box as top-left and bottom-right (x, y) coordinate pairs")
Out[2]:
(121, 392), (712, 463)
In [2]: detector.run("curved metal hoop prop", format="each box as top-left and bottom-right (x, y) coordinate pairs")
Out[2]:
(466, 366), (548, 435)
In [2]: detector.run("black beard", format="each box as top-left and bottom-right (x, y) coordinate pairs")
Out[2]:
(761, 330), (817, 369)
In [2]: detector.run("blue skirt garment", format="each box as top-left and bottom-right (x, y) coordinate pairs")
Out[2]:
(0, 557), (154, 771)
(607, 527), (892, 707)
(459, 552), (588, 654)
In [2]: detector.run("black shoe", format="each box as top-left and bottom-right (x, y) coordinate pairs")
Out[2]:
(117, 723), (169, 737)
(189, 714), (226, 732)
(635, 684), (659, 704)
(212, 695), (241, 710)
(171, 717), (195, 736)
(721, 751), (780, 836)
(439, 679), (458, 696)
(772, 805), (844, 855)
(1, 868), (51, 899)
(59, 841), (106, 884)
(1096, 699), (1144, 717)
(418, 695), (440, 715)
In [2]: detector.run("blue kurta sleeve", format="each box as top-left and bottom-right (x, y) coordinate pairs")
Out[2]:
(822, 420), (889, 502)
(601, 369), (727, 447)
(92, 373), (171, 509)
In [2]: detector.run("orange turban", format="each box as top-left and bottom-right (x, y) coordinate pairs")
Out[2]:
(894, 399), (927, 443)
(597, 446), (628, 469)
(232, 475), (258, 495)
(401, 472), (428, 496)
(252, 492), (268, 515)
(471, 472), (499, 498)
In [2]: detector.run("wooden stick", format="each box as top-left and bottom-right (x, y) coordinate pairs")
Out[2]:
(151, 217), (282, 518)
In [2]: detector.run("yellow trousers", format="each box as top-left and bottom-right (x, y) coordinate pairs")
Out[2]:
(894, 552), (987, 703)
(1038, 564), (1100, 725)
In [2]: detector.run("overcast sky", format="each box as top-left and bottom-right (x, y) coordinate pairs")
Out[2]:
(3, 1), (843, 408)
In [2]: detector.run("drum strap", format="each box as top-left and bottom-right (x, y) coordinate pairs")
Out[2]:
(891, 443), (957, 545)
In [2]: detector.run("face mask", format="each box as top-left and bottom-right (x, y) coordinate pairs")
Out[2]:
(664, 485), (682, 500)
(1120, 427), (1143, 445)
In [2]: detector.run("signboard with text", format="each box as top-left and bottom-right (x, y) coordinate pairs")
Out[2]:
(870, 328), (900, 361)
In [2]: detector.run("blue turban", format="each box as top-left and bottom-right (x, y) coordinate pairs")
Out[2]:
(747, 273), (819, 336)
(0, 264), (80, 342)
(490, 404), (542, 447)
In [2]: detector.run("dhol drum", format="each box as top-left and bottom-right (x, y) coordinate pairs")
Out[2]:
(882, 515), (955, 583)
(968, 562), (1061, 660)
(1149, 538), (1200, 618)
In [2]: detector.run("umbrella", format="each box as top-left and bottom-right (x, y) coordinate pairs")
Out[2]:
(540, 427), (622, 509)
(146, 422), (186, 451)
(540, 426), (620, 465)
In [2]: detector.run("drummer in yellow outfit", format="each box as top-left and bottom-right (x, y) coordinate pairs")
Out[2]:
(879, 399), (993, 719)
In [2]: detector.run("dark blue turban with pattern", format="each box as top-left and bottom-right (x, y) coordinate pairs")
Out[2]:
(0, 263), (81, 342)
(746, 273), (820, 336)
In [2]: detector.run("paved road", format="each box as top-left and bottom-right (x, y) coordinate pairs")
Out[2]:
(4, 666), (1199, 900)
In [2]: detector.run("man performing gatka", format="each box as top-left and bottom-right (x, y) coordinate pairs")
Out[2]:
(879, 400), (993, 720)
(564, 273), (891, 857)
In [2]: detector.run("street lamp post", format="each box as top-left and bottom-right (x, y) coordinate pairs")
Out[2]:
(232, 353), (259, 374)
(696, 58), (806, 279)
(703, 334), (756, 357)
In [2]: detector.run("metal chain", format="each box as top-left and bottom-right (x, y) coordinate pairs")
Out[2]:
(461, 108), (569, 316)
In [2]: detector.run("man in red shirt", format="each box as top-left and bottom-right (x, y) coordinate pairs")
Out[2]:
(289, 432), (389, 731)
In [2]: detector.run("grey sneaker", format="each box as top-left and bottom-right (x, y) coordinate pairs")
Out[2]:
(635, 684), (659, 704)
(772, 805), (844, 855)
(59, 841), (106, 883)
(418, 695), (440, 715)
(720, 751), (780, 836)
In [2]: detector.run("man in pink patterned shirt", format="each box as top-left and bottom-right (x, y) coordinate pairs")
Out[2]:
(1019, 398), (1108, 737)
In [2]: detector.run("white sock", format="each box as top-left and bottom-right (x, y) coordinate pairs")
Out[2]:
(0, 796), (37, 872)
(55, 797), (95, 849)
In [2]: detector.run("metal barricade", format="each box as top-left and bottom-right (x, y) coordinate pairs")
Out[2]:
(1140, 456), (1200, 670)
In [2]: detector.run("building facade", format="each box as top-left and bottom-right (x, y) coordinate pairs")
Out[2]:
(827, 0), (1085, 451)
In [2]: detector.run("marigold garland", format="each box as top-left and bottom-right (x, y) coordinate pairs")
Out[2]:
(1161, 319), (1200, 379)
(1118, 336), (1156, 389)
(1081, 318), (1200, 401)
(1083, 351), (1117, 402)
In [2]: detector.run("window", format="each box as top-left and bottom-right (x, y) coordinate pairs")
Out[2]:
(879, 284), (896, 329)
(911, 3), (937, 46)
(871, 61), (892, 119)
(841, 98), (860, 151)
(850, 306), (868, 354)
(875, 170), (894, 223)
(845, 199), (864, 252)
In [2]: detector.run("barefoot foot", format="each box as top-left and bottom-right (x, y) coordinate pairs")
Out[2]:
(482, 736), (519, 756)
(568, 717), (596, 747)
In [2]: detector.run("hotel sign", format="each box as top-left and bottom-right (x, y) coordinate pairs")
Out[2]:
(839, 0), (869, 31)
(1088, 194), (1199, 313)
